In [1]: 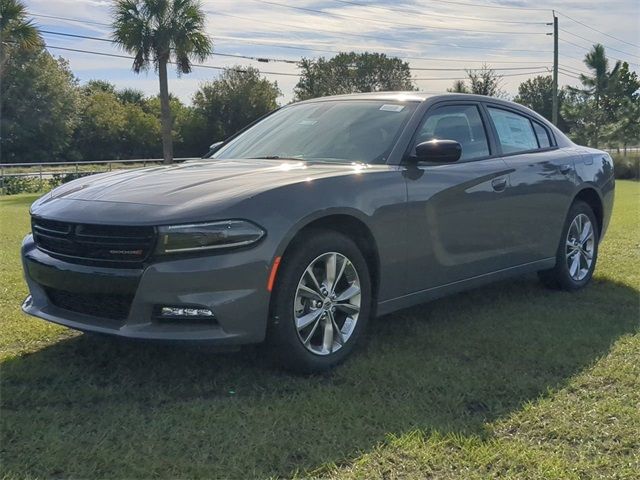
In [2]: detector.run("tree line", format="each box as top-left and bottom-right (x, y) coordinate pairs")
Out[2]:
(1, 0), (638, 164)
(449, 60), (639, 152)
(0, 46), (281, 162)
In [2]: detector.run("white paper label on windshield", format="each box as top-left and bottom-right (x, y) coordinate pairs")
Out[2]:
(379, 104), (405, 112)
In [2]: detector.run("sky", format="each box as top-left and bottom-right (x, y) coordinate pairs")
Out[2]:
(23, 0), (640, 105)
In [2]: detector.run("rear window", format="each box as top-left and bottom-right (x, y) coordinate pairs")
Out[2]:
(488, 107), (538, 154)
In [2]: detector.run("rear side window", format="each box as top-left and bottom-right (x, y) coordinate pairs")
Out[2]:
(488, 107), (538, 154)
(413, 104), (490, 161)
(532, 121), (551, 148)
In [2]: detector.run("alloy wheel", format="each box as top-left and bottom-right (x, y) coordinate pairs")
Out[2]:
(293, 252), (361, 355)
(565, 213), (595, 281)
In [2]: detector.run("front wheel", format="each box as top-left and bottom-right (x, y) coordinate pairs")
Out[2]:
(539, 200), (599, 291)
(267, 230), (372, 373)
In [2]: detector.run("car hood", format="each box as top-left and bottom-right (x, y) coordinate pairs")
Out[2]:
(31, 159), (378, 224)
(40, 159), (372, 206)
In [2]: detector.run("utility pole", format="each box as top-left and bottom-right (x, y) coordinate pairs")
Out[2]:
(552, 11), (559, 126)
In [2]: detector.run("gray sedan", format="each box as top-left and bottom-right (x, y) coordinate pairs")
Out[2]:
(21, 92), (615, 372)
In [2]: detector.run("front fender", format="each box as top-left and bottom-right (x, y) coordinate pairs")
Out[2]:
(226, 167), (408, 302)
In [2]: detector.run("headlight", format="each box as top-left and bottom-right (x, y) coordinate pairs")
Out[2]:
(156, 220), (265, 254)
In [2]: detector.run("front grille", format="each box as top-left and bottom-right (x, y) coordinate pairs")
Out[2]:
(45, 287), (133, 320)
(32, 217), (156, 265)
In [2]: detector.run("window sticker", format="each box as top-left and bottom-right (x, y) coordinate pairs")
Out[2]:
(490, 109), (537, 150)
(379, 104), (405, 112)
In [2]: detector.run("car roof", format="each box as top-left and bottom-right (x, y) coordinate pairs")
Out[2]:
(295, 91), (432, 103)
(295, 91), (523, 109)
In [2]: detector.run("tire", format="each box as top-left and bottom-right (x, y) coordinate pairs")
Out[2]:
(267, 229), (372, 373)
(538, 200), (599, 291)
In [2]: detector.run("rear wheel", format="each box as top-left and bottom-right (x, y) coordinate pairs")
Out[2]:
(267, 230), (371, 373)
(539, 200), (599, 291)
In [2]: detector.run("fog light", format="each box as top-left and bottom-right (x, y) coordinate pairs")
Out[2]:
(159, 306), (215, 319)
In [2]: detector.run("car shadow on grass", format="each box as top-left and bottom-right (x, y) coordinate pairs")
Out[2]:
(1, 275), (638, 479)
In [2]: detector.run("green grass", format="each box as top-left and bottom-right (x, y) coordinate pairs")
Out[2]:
(1, 183), (639, 479)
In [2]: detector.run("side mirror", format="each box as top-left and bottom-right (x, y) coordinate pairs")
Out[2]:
(414, 139), (462, 163)
(203, 141), (224, 158)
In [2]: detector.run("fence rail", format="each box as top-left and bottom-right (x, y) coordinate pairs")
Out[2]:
(2, 149), (638, 194)
(0, 158), (195, 194)
(603, 147), (640, 154)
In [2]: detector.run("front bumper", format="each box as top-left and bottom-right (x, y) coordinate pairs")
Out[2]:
(21, 234), (272, 344)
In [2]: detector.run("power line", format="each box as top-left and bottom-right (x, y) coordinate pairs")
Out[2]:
(414, 69), (550, 81)
(559, 38), (595, 51)
(216, 37), (550, 64)
(41, 29), (550, 72)
(558, 50), (593, 63)
(30, 7), (550, 31)
(412, 66), (549, 72)
(33, 8), (638, 63)
(41, 30), (111, 44)
(558, 66), (583, 80)
(402, 0), (550, 12)
(32, 11), (555, 62)
(34, 12), (604, 85)
(212, 11), (553, 53)
(44, 43), (552, 83)
(40, 30), (299, 64)
(556, 11), (640, 48)
(558, 64), (589, 76)
(328, 0), (550, 25)
(560, 28), (640, 59)
(559, 71), (581, 80)
(44, 44), (301, 76)
(251, 0), (549, 35)
(558, 66), (584, 76)
(31, 12), (111, 27)
(559, 38), (640, 67)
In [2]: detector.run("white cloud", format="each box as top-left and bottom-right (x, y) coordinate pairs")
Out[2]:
(25, 0), (640, 103)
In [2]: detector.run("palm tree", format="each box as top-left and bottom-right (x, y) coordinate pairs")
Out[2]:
(0, 0), (42, 71)
(576, 44), (621, 148)
(112, 0), (212, 164)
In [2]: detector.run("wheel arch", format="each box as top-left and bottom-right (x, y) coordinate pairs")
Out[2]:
(274, 211), (381, 304)
(573, 186), (604, 238)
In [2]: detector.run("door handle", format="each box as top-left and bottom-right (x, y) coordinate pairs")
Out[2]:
(491, 177), (507, 192)
(559, 164), (573, 174)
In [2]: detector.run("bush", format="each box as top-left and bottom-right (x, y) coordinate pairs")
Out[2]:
(1, 176), (49, 195)
(612, 154), (640, 180)
(1, 173), (90, 195)
(49, 172), (90, 188)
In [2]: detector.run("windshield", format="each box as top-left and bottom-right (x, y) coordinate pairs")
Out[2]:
(213, 100), (418, 164)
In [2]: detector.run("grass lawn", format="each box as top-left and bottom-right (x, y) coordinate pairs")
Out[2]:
(1, 182), (638, 479)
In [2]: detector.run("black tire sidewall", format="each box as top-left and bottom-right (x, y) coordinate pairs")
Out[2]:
(268, 230), (372, 373)
(554, 201), (599, 291)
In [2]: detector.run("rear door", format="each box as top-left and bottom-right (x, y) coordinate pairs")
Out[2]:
(403, 101), (515, 293)
(483, 104), (576, 263)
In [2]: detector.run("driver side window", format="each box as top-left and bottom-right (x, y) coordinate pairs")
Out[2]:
(413, 104), (490, 161)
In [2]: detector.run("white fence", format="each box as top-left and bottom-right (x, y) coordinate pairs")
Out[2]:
(603, 147), (640, 154)
(0, 158), (194, 194)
